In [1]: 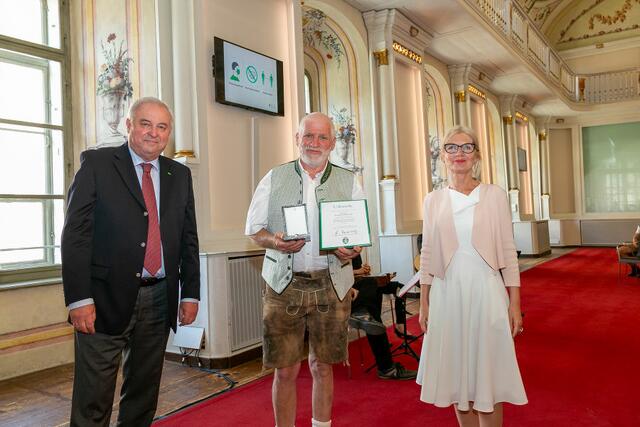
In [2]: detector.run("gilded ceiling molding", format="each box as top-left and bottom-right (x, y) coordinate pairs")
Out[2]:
(467, 84), (486, 100)
(503, 115), (514, 125)
(515, 111), (529, 122)
(392, 41), (423, 64)
(454, 90), (466, 102)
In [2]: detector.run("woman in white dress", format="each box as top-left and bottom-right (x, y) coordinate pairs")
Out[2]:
(416, 125), (527, 426)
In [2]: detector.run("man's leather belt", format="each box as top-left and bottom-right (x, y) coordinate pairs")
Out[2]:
(140, 277), (164, 286)
(293, 269), (329, 279)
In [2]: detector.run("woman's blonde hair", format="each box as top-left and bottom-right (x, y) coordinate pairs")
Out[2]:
(440, 125), (483, 180)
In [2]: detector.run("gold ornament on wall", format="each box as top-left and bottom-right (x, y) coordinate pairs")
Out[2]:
(373, 49), (389, 66)
(467, 84), (486, 100)
(391, 41), (422, 64)
(454, 91), (466, 102)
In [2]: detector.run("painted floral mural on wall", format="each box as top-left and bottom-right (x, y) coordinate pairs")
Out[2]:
(96, 33), (134, 146)
(97, 33), (133, 99)
(331, 107), (362, 174)
(302, 7), (344, 66)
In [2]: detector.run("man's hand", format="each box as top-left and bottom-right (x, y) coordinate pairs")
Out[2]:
(179, 301), (198, 326)
(273, 232), (305, 254)
(69, 304), (96, 334)
(333, 245), (362, 261)
(353, 263), (371, 277)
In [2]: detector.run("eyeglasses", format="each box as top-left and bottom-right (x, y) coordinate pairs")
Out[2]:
(443, 143), (476, 154)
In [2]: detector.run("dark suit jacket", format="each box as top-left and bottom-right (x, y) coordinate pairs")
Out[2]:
(61, 143), (200, 334)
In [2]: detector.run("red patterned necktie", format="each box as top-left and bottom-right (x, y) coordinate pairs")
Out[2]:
(141, 163), (161, 276)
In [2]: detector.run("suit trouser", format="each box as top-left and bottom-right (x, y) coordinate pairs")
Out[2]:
(70, 280), (170, 427)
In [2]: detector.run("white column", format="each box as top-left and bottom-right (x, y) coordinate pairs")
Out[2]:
(364, 9), (431, 235)
(502, 114), (520, 221)
(509, 189), (520, 222)
(169, 0), (198, 160)
(379, 179), (399, 235)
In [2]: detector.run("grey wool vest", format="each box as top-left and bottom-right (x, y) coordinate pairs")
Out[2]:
(262, 160), (356, 300)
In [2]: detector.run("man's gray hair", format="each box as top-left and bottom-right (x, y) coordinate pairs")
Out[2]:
(128, 97), (174, 126)
(298, 112), (336, 139)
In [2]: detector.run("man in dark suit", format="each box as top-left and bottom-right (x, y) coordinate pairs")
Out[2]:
(61, 97), (200, 426)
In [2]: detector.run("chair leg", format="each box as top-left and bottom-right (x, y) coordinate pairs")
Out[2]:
(356, 328), (364, 368)
(387, 294), (396, 331)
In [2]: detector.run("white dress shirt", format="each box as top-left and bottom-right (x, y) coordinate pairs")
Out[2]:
(245, 160), (365, 272)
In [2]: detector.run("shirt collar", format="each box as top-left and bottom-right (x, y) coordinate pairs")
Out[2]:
(128, 144), (160, 170)
(297, 159), (328, 181)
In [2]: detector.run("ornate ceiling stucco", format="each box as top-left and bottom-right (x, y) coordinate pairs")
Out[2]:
(516, 0), (566, 28)
(524, 0), (640, 50)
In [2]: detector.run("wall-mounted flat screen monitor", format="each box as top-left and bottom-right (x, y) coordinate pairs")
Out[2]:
(517, 147), (527, 172)
(214, 37), (284, 116)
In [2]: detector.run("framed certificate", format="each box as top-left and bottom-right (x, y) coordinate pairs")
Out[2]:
(282, 204), (310, 241)
(319, 199), (372, 250)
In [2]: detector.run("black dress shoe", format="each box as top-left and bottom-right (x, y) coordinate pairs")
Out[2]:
(394, 328), (418, 340)
(377, 362), (417, 380)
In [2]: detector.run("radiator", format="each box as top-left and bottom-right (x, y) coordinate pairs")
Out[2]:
(228, 254), (264, 351)
(581, 219), (640, 246)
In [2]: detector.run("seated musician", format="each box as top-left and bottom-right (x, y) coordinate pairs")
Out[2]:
(349, 254), (417, 380)
(619, 226), (640, 276)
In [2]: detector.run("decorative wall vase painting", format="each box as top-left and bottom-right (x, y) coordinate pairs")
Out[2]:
(96, 33), (134, 147)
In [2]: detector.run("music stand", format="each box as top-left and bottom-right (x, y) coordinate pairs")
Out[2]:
(391, 272), (422, 361)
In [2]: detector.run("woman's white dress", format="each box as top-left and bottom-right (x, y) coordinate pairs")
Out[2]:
(416, 187), (527, 412)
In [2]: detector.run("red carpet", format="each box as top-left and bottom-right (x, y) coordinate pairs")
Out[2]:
(154, 248), (640, 426)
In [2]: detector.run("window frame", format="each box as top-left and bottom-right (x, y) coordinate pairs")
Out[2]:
(0, 0), (72, 286)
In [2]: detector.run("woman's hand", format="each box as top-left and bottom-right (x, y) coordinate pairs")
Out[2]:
(419, 284), (431, 333)
(509, 303), (523, 338)
(508, 286), (523, 338)
(419, 302), (429, 333)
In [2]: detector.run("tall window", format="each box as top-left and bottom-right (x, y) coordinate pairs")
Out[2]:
(304, 72), (312, 115)
(0, 0), (71, 283)
(583, 121), (640, 213)
(425, 78), (444, 189)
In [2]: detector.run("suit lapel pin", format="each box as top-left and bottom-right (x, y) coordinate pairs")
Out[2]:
(167, 171), (172, 176)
